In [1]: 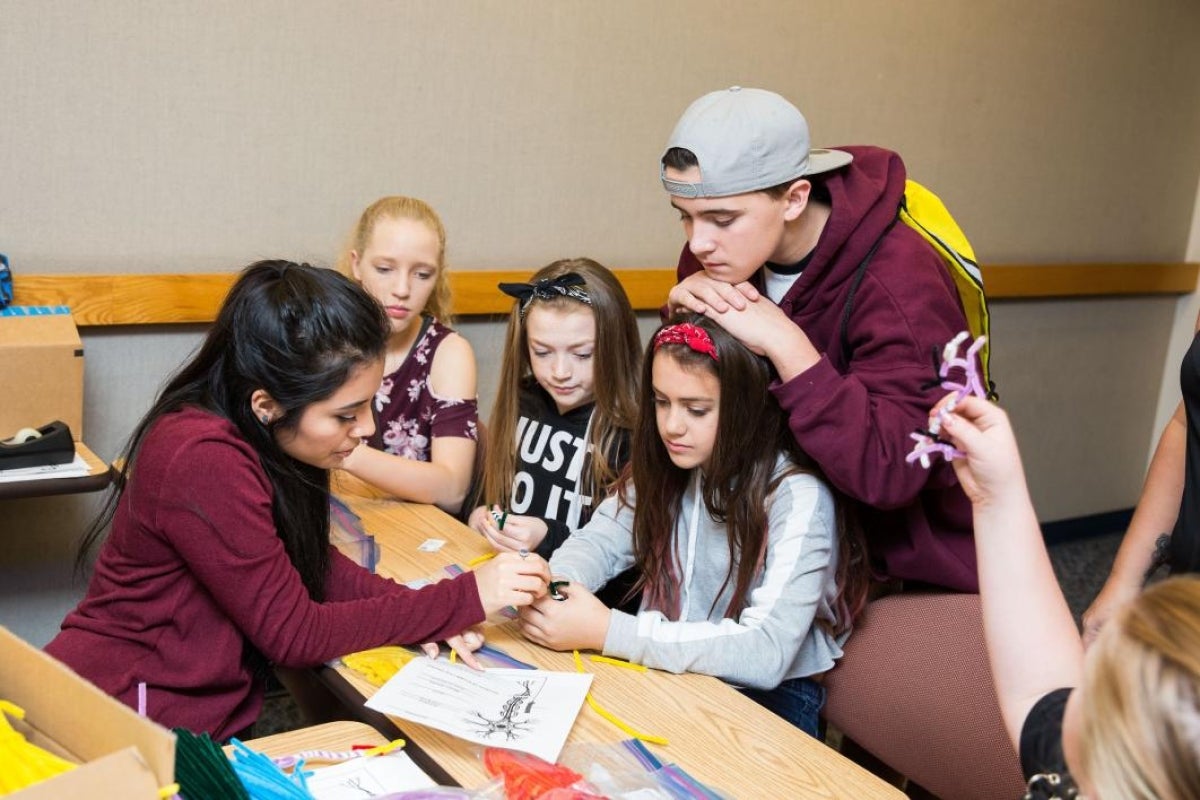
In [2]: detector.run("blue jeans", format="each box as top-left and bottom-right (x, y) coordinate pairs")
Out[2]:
(739, 677), (826, 739)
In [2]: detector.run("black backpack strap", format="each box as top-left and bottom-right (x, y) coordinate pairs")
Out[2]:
(838, 218), (897, 367)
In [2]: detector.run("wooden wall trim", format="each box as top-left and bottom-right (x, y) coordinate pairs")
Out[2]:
(982, 263), (1199, 299)
(14, 263), (1198, 327)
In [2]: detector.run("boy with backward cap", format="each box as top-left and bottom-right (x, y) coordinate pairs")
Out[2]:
(663, 86), (976, 593)
(662, 87), (1026, 797)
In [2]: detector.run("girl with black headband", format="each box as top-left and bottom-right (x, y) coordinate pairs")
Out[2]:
(468, 260), (641, 584)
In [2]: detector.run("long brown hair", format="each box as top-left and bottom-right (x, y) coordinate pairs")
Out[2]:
(336, 196), (453, 325)
(78, 263), (389, 601)
(628, 314), (868, 630)
(482, 258), (641, 512)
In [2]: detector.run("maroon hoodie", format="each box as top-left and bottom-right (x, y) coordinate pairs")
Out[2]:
(46, 407), (484, 739)
(678, 146), (978, 592)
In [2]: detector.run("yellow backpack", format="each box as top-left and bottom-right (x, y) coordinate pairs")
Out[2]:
(839, 179), (995, 398)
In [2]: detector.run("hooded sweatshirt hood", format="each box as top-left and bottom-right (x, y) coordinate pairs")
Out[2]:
(675, 144), (977, 592)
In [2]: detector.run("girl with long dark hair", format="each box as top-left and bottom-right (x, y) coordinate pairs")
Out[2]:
(519, 314), (868, 737)
(47, 261), (548, 740)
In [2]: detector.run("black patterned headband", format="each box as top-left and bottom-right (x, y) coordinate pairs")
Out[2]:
(498, 272), (592, 319)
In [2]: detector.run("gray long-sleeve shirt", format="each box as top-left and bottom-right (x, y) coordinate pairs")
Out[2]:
(549, 456), (847, 690)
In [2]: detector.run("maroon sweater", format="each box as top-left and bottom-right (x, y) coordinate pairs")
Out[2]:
(46, 407), (484, 739)
(678, 146), (977, 592)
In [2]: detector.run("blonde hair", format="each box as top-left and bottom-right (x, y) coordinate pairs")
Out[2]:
(482, 258), (641, 512)
(337, 196), (453, 324)
(1081, 576), (1200, 799)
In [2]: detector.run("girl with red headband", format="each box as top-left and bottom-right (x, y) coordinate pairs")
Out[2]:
(519, 314), (868, 737)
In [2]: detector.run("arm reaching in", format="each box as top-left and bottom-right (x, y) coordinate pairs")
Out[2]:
(472, 551), (551, 615)
(938, 395), (1084, 748)
(432, 553), (549, 669)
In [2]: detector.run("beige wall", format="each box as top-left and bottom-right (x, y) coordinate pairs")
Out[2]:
(1151, 171), (1200, 458)
(5, 1), (1200, 271)
(3, 1), (1200, 643)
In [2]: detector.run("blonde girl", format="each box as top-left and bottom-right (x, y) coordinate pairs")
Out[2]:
(468, 258), (641, 560)
(938, 394), (1200, 798)
(336, 197), (478, 514)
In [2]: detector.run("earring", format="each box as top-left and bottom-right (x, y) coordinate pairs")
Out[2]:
(260, 414), (270, 425)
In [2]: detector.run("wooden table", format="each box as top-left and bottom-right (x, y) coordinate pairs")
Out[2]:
(327, 486), (904, 800)
(0, 441), (112, 499)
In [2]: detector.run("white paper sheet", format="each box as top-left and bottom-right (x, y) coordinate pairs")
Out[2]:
(0, 453), (89, 482)
(305, 751), (437, 799)
(365, 658), (592, 763)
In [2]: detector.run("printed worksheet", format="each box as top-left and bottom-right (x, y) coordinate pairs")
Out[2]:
(365, 658), (592, 763)
(306, 751), (437, 799)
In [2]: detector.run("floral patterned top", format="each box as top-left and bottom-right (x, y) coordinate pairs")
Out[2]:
(366, 316), (478, 461)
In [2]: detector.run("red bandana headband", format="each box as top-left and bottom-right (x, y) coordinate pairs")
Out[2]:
(653, 323), (719, 361)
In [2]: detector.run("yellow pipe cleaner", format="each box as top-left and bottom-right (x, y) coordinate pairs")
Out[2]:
(466, 552), (497, 567)
(572, 651), (668, 746)
(0, 700), (78, 794)
(341, 646), (417, 687)
(589, 655), (647, 672)
(362, 739), (406, 757)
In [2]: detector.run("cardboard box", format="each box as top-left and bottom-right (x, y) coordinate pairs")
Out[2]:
(0, 626), (176, 799)
(0, 308), (85, 441)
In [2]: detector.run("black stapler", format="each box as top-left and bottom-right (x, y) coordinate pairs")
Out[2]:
(0, 420), (76, 470)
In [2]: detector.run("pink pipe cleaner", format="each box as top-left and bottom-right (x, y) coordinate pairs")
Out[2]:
(906, 332), (988, 468)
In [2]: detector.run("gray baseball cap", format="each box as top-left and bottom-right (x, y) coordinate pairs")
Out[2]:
(661, 86), (853, 198)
